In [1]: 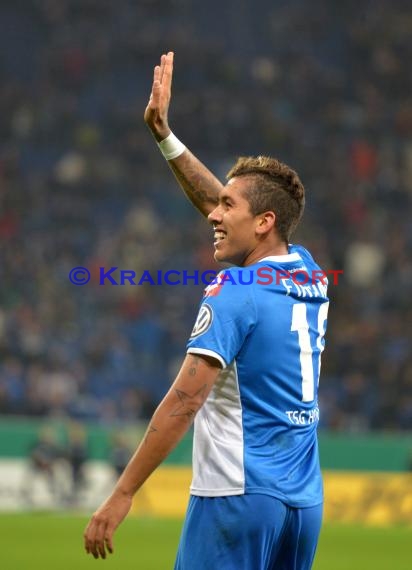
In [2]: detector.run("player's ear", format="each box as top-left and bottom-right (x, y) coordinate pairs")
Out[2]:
(256, 211), (276, 235)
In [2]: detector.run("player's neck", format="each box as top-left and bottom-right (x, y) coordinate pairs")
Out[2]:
(243, 241), (289, 266)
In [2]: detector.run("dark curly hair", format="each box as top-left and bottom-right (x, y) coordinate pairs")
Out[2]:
(226, 156), (305, 243)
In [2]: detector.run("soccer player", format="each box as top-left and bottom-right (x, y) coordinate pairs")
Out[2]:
(84, 52), (329, 570)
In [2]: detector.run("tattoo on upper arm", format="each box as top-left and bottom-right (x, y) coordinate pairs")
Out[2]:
(170, 384), (208, 421)
(188, 356), (200, 377)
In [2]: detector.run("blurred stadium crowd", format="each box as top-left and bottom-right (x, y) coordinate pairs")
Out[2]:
(0, 0), (411, 430)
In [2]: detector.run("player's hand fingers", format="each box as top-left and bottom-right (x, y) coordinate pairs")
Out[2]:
(148, 80), (161, 111)
(162, 51), (174, 93)
(84, 518), (99, 558)
(148, 63), (161, 109)
(150, 65), (161, 100)
(84, 517), (108, 559)
(144, 53), (172, 131)
(97, 527), (107, 558)
(104, 524), (115, 554)
(84, 518), (94, 553)
(93, 527), (107, 559)
(95, 517), (114, 559)
(159, 53), (167, 82)
(153, 64), (161, 85)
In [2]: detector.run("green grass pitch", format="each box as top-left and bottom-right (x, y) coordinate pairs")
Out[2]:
(0, 513), (410, 569)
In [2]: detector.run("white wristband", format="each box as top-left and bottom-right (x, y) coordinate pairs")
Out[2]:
(157, 132), (186, 161)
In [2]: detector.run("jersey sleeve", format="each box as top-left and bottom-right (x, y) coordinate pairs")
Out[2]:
(186, 270), (257, 368)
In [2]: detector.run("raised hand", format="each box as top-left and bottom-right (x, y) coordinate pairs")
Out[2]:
(143, 51), (222, 217)
(144, 51), (174, 142)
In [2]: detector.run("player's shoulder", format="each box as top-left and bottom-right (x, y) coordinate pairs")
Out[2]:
(289, 243), (324, 270)
(288, 243), (314, 263)
(202, 267), (256, 304)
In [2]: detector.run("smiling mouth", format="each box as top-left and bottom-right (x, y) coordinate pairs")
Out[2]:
(213, 230), (226, 246)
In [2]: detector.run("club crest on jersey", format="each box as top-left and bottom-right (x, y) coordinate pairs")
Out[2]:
(190, 304), (213, 338)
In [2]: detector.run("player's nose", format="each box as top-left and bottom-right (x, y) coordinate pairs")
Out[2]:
(208, 204), (223, 225)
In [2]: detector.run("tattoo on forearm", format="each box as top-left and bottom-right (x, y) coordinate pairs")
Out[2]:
(144, 425), (158, 444)
(186, 175), (219, 206)
(170, 158), (220, 210)
(170, 384), (208, 421)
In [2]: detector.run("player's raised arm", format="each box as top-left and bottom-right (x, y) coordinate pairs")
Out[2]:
(83, 353), (221, 560)
(144, 52), (222, 217)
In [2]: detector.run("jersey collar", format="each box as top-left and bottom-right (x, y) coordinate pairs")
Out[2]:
(258, 252), (302, 263)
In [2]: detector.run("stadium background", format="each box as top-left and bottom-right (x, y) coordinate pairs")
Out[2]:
(0, 0), (411, 568)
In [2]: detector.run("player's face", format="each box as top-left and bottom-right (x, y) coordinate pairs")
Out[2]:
(208, 177), (262, 266)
